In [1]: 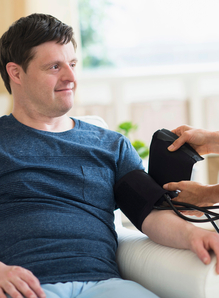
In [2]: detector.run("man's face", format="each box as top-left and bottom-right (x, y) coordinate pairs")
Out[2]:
(19, 41), (78, 118)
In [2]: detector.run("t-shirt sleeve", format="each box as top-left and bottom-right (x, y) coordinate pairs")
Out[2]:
(115, 135), (145, 182)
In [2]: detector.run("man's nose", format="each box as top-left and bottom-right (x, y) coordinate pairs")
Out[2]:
(61, 65), (76, 82)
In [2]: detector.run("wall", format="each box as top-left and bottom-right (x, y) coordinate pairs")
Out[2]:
(0, 0), (27, 113)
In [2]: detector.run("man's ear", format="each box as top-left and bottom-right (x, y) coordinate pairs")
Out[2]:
(6, 62), (23, 86)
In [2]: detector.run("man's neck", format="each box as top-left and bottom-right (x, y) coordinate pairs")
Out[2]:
(12, 112), (75, 132)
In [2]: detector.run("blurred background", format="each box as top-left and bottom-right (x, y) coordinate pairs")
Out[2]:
(1, 0), (219, 186)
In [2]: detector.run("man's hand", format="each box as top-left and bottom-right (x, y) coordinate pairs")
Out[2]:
(188, 226), (219, 274)
(167, 125), (214, 155)
(0, 262), (46, 298)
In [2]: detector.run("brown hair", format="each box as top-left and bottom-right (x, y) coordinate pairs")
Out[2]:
(0, 13), (77, 94)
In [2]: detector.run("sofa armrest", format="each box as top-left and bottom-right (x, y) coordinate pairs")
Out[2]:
(116, 226), (219, 298)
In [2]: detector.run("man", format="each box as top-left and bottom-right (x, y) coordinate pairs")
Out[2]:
(0, 13), (219, 298)
(164, 125), (219, 207)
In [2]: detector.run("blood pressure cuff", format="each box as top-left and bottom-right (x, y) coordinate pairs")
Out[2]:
(114, 169), (169, 231)
(148, 128), (204, 187)
(114, 128), (204, 231)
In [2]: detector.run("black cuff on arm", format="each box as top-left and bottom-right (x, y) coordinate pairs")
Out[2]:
(114, 170), (168, 231)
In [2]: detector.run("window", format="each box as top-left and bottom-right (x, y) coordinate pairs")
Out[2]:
(78, 0), (219, 69)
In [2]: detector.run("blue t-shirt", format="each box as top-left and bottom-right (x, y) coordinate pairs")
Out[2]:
(0, 114), (143, 284)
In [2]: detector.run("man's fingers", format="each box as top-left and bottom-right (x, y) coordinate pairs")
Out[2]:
(191, 231), (219, 274)
(191, 238), (211, 266)
(0, 287), (8, 298)
(2, 277), (45, 298)
(25, 277), (46, 298)
(16, 278), (40, 298)
(19, 270), (46, 298)
(0, 266), (46, 298)
(206, 234), (219, 274)
(2, 281), (24, 298)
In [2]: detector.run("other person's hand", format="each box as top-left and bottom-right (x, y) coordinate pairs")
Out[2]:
(168, 125), (214, 155)
(163, 180), (218, 216)
(163, 180), (219, 209)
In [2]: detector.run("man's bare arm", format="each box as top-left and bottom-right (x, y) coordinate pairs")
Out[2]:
(141, 209), (219, 274)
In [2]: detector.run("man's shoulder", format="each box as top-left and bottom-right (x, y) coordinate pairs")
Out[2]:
(0, 114), (12, 127)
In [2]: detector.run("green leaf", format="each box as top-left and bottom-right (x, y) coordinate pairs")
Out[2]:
(132, 140), (149, 159)
(117, 122), (149, 159)
(117, 121), (138, 137)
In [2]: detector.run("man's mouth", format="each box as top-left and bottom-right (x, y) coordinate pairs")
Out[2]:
(55, 88), (73, 92)
(55, 83), (75, 92)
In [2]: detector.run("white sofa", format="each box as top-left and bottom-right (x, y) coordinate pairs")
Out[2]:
(77, 115), (219, 298)
(115, 211), (219, 298)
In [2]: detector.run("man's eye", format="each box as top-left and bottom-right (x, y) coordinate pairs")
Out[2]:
(52, 65), (59, 70)
(70, 63), (76, 68)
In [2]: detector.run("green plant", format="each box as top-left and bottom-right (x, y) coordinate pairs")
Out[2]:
(117, 121), (149, 159)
